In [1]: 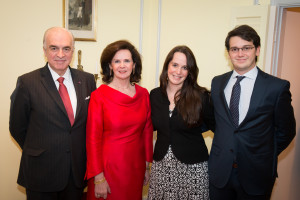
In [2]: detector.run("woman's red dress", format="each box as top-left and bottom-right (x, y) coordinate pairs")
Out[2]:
(85, 84), (153, 200)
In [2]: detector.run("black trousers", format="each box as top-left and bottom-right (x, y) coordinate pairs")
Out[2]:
(209, 168), (272, 200)
(26, 173), (84, 200)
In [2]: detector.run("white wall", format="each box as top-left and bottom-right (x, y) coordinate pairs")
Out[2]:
(0, 0), (275, 199)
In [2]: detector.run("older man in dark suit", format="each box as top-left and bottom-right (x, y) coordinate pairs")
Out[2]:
(9, 27), (96, 200)
(209, 25), (296, 200)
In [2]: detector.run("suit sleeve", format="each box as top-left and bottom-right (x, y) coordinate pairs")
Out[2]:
(202, 91), (215, 132)
(88, 73), (97, 92)
(143, 91), (153, 163)
(85, 91), (104, 180)
(9, 77), (30, 149)
(274, 81), (296, 155)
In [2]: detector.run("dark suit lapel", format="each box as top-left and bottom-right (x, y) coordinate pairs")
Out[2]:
(220, 71), (234, 124)
(70, 68), (83, 122)
(40, 64), (69, 118)
(240, 68), (268, 126)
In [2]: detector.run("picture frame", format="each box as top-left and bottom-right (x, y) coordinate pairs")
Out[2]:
(63, 0), (97, 41)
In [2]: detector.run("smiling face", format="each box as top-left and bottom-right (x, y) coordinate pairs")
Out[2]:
(43, 28), (74, 76)
(110, 49), (135, 82)
(228, 36), (260, 75)
(167, 52), (188, 88)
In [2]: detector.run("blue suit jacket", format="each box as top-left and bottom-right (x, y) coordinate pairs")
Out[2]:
(208, 68), (296, 195)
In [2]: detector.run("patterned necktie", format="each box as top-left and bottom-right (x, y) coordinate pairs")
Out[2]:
(57, 77), (74, 126)
(229, 76), (245, 127)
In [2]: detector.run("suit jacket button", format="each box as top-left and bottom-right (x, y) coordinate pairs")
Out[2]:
(230, 149), (234, 152)
(66, 149), (70, 153)
(234, 130), (238, 134)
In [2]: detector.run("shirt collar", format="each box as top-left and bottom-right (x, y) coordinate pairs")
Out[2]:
(48, 64), (72, 82)
(232, 66), (258, 80)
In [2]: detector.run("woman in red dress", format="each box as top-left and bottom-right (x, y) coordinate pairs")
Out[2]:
(85, 40), (153, 200)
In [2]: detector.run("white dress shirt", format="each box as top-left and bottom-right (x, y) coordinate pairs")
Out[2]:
(48, 65), (77, 117)
(224, 67), (258, 125)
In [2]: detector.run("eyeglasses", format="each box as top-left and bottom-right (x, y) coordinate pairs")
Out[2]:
(229, 46), (255, 53)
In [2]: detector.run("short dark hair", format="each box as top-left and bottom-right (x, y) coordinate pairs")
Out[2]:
(100, 40), (142, 84)
(225, 25), (261, 50)
(225, 25), (260, 62)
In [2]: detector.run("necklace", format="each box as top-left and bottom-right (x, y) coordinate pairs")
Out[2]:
(169, 109), (173, 117)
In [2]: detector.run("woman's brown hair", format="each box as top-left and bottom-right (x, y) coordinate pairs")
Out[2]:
(100, 40), (142, 84)
(160, 45), (209, 127)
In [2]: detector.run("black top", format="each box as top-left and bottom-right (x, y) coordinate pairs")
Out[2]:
(150, 87), (215, 164)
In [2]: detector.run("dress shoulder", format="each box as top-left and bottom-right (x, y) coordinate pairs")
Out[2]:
(90, 84), (107, 98)
(135, 84), (149, 94)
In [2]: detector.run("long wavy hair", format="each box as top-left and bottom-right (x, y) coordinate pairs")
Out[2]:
(160, 45), (209, 127)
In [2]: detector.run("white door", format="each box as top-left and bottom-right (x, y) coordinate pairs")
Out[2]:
(230, 5), (270, 71)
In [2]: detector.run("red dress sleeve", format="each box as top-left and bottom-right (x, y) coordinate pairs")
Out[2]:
(85, 90), (104, 180)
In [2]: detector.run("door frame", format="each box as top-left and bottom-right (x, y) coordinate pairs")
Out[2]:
(269, 2), (300, 76)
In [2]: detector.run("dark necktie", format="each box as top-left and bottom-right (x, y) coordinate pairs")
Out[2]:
(57, 77), (74, 126)
(229, 76), (245, 127)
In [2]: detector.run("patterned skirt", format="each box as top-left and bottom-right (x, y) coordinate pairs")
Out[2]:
(147, 146), (209, 200)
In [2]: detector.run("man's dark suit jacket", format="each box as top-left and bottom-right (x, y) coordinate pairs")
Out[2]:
(209, 67), (296, 195)
(9, 64), (96, 192)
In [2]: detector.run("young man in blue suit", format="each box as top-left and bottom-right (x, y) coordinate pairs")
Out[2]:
(209, 25), (296, 200)
(9, 27), (96, 200)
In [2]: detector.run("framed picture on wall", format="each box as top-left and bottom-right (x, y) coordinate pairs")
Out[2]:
(63, 0), (97, 41)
